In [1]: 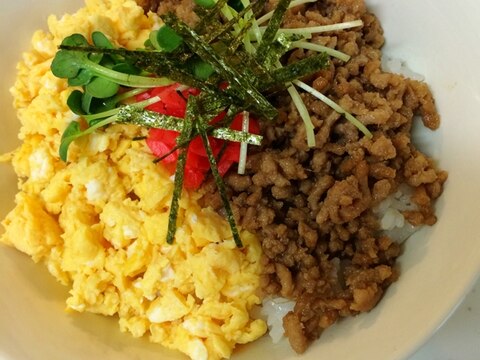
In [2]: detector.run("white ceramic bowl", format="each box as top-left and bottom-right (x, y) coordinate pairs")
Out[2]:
(1, 1), (479, 359)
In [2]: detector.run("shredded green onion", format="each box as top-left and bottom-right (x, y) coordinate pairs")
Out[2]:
(240, 0), (262, 44)
(237, 111), (249, 174)
(256, 0), (316, 25)
(219, 1), (243, 35)
(292, 40), (351, 62)
(287, 85), (315, 147)
(259, 19), (364, 35)
(293, 80), (373, 138)
(274, 57), (316, 148)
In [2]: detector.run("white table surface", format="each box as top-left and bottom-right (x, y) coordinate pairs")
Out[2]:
(408, 277), (480, 360)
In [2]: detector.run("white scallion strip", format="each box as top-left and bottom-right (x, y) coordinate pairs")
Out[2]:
(221, 3), (236, 20)
(238, 111), (250, 174)
(248, 30), (312, 42)
(293, 80), (373, 138)
(239, 0), (256, 53)
(274, 58), (316, 147)
(287, 85), (316, 147)
(222, 0), (258, 50)
(241, 0), (263, 45)
(243, 33), (256, 53)
(259, 19), (364, 35)
(221, 4), (244, 35)
(256, 0), (317, 25)
(292, 40), (351, 62)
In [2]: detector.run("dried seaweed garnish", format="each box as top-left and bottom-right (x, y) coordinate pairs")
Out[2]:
(194, 103), (243, 248)
(161, 13), (278, 120)
(262, 52), (330, 88)
(116, 105), (262, 144)
(194, 0), (228, 34)
(166, 103), (193, 244)
(255, 0), (291, 64)
(116, 105), (184, 131)
(226, 18), (254, 54)
(202, 0), (257, 43)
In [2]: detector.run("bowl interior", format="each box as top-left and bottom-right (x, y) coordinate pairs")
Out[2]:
(1, 0), (479, 359)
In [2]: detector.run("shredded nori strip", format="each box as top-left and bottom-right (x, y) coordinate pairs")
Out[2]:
(261, 52), (330, 88)
(117, 105), (184, 131)
(202, 2), (254, 43)
(229, 51), (275, 85)
(255, 0), (292, 64)
(216, 103), (243, 128)
(193, 106), (243, 247)
(194, 0), (228, 34)
(211, 127), (261, 144)
(166, 149), (187, 244)
(161, 13), (278, 120)
(196, 92), (232, 119)
(226, 19), (254, 55)
(261, 33), (294, 70)
(116, 105), (262, 144)
(203, 0), (265, 44)
(166, 100), (194, 244)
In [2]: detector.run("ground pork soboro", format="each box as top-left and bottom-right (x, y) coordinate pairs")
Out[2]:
(200, 0), (446, 353)
(145, 0), (447, 354)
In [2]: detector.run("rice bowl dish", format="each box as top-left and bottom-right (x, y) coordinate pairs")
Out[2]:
(0, 0), (478, 356)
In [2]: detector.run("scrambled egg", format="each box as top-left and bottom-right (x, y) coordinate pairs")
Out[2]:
(0, 0), (267, 358)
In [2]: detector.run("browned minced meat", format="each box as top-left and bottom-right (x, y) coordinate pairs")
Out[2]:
(142, 0), (447, 354)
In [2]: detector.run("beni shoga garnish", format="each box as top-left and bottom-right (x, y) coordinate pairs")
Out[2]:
(50, 0), (371, 248)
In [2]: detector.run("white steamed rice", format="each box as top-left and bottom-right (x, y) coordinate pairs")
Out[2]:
(374, 184), (421, 243)
(260, 297), (296, 343)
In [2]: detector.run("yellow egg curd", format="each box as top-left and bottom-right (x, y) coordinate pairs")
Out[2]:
(0, 1), (267, 359)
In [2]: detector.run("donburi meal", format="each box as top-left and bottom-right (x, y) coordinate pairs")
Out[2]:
(1, 0), (447, 358)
